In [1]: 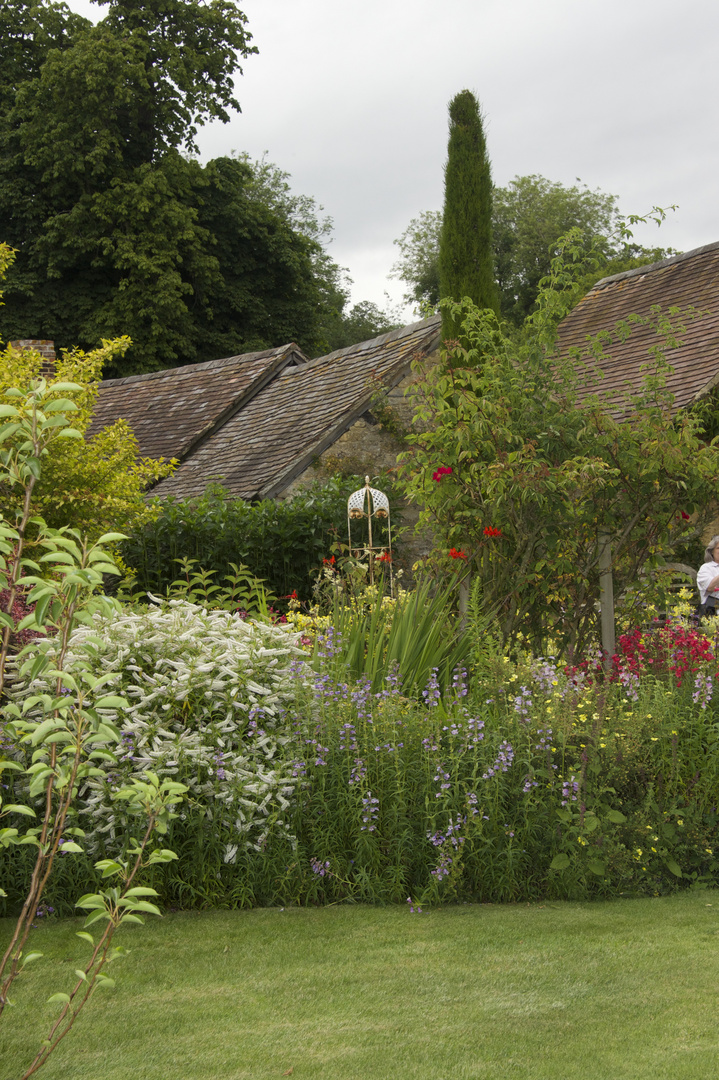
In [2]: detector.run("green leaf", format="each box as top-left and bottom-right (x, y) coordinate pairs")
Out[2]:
(550, 853), (570, 870)
(57, 427), (82, 439)
(76, 931), (95, 946)
(123, 886), (159, 898)
(95, 532), (129, 545)
(1, 805), (36, 817)
(20, 952), (43, 968)
(119, 899), (161, 916)
(0, 404), (20, 417)
(147, 848), (179, 864)
(606, 809), (627, 824)
(587, 859), (606, 876)
(44, 398), (78, 413)
(83, 909), (111, 927)
(665, 859), (683, 878)
(94, 695), (130, 710)
(74, 969), (89, 982)
(47, 993), (71, 1005)
(76, 892), (106, 909)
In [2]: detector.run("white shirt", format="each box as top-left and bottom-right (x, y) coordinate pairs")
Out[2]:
(696, 560), (719, 604)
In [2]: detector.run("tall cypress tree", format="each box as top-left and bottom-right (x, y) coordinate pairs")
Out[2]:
(438, 90), (499, 341)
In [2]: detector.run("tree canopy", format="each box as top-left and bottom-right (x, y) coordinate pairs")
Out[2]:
(393, 175), (676, 326)
(0, 1), (387, 376)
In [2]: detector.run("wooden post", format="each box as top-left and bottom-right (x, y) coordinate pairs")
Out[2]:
(458, 575), (470, 631)
(598, 531), (615, 668)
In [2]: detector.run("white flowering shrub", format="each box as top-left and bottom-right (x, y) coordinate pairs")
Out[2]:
(10, 600), (303, 860)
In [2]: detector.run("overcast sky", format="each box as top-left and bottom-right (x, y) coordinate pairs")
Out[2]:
(68, 0), (719, 318)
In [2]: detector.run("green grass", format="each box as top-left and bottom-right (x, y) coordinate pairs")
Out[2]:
(1, 892), (718, 1079)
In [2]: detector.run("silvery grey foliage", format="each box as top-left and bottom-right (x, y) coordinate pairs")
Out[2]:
(11, 599), (304, 860)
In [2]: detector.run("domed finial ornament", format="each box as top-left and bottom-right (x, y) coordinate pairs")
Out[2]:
(347, 475), (393, 594)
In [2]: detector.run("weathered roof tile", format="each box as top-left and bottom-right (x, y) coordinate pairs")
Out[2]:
(555, 241), (719, 413)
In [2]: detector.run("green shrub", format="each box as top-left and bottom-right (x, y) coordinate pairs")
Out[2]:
(5, 621), (719, 913)
(120, 476), (400, 602)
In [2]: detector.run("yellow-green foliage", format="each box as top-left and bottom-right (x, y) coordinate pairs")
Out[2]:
(0, 244), (174, 539)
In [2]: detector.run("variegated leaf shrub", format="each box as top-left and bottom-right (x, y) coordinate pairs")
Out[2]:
(8, 599), (304, 861)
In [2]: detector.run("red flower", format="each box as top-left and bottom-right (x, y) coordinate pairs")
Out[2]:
(377, 551), (392, 563)
(323, 555), (336, 566)
(281, 589), (299, 599)
(448, 548), (468, 560)
(483, 526), (502, 538)
(680, 511), (690, 520)
(432, 466), (453, 482)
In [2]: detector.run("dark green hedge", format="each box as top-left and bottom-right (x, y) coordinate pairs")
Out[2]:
(121, 477), (398, 601)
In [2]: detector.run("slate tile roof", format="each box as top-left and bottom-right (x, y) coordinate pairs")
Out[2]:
(151, 315), (442, 500)
(87, 343), (307, 463)
(554, 241), (719, 414)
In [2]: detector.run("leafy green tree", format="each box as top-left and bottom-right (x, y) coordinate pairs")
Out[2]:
(399, 230), (715, 655)
(0, 1), (362, 374)
(393, 176), (676, 326)
(438, 90), (499, 341)
(0, 243), (173, 537)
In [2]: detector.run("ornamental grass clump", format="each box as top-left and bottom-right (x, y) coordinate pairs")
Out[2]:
(6, 600), (303, 869)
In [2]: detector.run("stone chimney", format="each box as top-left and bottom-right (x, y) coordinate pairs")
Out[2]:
(8, 339), (56, 378)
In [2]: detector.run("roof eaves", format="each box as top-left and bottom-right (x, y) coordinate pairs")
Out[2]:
(591, 240), (719, 292)
(97, 343), (308, 389)
(309, 314), (442, 366)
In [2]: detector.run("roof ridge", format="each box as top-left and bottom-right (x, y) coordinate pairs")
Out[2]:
(591, 239), (719, 291)
(307, 314), (442, 367)
(97, 343), (306, 387)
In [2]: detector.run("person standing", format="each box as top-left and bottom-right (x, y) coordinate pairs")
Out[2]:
(697, 536), (719, 613)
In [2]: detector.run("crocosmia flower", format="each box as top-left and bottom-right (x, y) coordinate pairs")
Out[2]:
(448, 548), (468, 560)
(483, 526), (502, 538)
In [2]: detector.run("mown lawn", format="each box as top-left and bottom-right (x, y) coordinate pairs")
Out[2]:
(1, 891), (718, 1080)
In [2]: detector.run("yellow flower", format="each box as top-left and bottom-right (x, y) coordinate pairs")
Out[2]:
(706, 848), (713, 855)
(650, 737), (658, 742)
